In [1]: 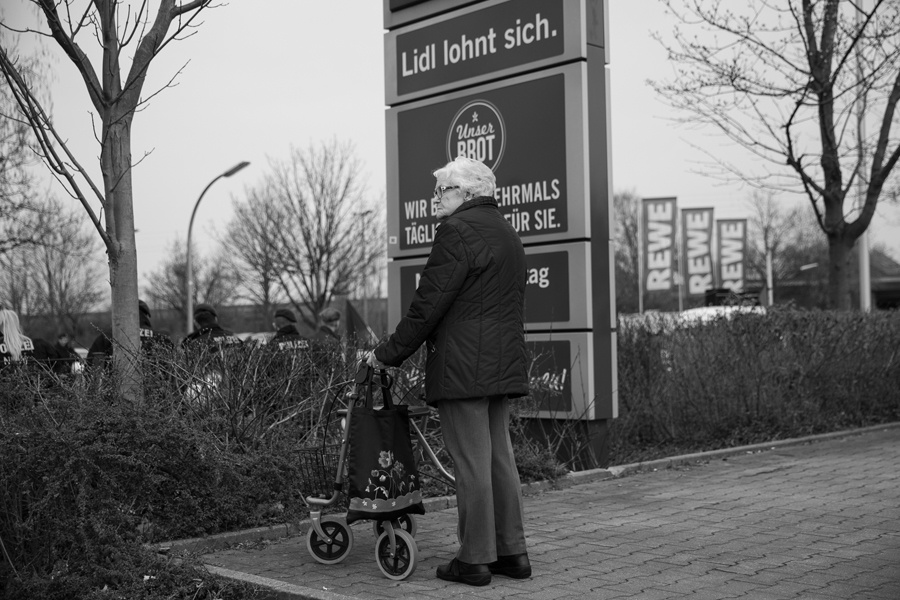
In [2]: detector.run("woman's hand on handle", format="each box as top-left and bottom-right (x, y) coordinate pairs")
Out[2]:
(366, 351), (386, 370)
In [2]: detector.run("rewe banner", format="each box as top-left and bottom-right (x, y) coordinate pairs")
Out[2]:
(716, 219), (747, 292)
(681, 208), (715, 296)
(641, 197), (678, 294)
(640, 203), (749, 304)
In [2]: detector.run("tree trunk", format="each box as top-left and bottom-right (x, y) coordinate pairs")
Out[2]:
(101, 115), (142, 403)
(827, 234), (854, 310)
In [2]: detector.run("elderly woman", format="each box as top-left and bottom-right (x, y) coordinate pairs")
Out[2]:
(0, 309), (36, 366)
(368, 156), (531, 586)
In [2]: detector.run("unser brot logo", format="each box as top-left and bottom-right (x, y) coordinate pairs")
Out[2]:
(446, 100), (506, 171)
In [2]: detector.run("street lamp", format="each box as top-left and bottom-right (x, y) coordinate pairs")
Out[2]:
(799, 262), (819, 308)
(185, 161), (250, 334)
(356, 209), (373, 326)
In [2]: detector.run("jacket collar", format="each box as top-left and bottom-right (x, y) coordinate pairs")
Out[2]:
(454, 195), (498, 215)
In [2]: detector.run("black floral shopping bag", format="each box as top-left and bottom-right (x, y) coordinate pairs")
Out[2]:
(345, 366), (425, 524)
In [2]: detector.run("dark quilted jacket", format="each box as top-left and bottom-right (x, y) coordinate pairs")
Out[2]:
(375, 196), (528, 403)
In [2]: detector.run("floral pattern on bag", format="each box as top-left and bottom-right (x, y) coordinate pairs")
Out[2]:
(364, 450), (419, 500)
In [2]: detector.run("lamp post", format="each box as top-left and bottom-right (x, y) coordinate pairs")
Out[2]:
(357, 209), (373, 326)
(799, 262), (819, 308)
(185, 161), (250, 335)
(855, 0), (872, 312)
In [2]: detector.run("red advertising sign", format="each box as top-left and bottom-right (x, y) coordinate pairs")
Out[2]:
(384, 0), (615, 426)
(389, 242), (592, 330)
(641, 197), (678, 294)
(717, 219), (747, 291)
(524, 331), (611, 420)
(386, 64), (591, 257)
(388, 0), (428, 11)
(385, 0), (592, 103)
(681, 208), (715, 296)
(527, 338), (572, 412)
(393, 0), (564, 96)
(385, 0), (479, 30)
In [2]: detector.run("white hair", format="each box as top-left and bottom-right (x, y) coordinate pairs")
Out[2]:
(433, 155), (496, 198)
(0, 309), (26, 362)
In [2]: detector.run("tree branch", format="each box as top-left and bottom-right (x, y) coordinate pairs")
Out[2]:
(0, 44), (111, 249)
(36, 0), (104, 111)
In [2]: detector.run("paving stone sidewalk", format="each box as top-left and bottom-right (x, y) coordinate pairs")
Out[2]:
(200, 425), (900, 599)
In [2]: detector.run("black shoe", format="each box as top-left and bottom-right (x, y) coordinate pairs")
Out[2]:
(436, 558), (492, 586)
(488, 553), (532, 579)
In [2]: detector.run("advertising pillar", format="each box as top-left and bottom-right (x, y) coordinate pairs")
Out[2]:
(384, 0), (615, 466)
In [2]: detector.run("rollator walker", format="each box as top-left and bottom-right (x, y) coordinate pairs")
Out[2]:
(298, 365), (454, 580)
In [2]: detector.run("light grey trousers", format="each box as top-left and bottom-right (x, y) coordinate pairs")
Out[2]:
(437, 395), (527, 564)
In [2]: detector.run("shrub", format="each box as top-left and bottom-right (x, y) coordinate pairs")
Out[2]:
(611, 307), (900, 463)
(0, 341), (361, 598)
(2, 544), (268, 600)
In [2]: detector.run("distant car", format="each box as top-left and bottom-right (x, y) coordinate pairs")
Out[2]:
(618, 311), (680, 335)
(678, 304), (767, 326)
(236, 332), (274, 345)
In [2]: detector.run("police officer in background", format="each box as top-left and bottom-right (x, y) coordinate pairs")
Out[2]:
(270, 308), (309, 351)
(87, 300), (173, 366)
(138, 300), (174, 353)
(182, 303), (242, 350)
(52, 332), (83, 374)
(0, 308), (37, 367)
(310, 307), (342, 344)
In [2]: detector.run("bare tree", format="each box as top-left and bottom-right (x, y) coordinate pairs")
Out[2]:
(143, 237), (240, 334)
(652, 0), (900, 309)
(744, 189), (843, 306)
(29, 196), (106, 332)
(0, 39), (46, 256)
(0, 195), (105, 334)
(232, 140), (383, 330)
(745, 190), (800, 302)
(0, 247), (36, 314)
(220, 182), (287, 320)
(0, 128), (44, 255)
(350, 193), (387, 301)
(0, 0), (214, 401)
(613, 190), (642, 314)
(781, 209), (831, 307)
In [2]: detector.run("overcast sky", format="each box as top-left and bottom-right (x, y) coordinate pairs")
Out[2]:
(6, 0), (900, 298)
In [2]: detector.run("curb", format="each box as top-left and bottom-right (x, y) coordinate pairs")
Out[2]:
(602, 421), (900, 478)
(157, 495), (459, 555)
(205, 565), (354, 600)
(158, 423), (900, 599)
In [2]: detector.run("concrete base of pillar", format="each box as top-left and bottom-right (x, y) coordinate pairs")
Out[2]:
(522, 418), (610, 471)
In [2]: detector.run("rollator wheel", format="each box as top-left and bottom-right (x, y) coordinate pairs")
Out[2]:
(306, 518), (353, 564)
(375, 528), (417, 580)
(373, 514), (418, 538)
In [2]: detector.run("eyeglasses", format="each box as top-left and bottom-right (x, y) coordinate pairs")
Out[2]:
(433, 185), (460, 199)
